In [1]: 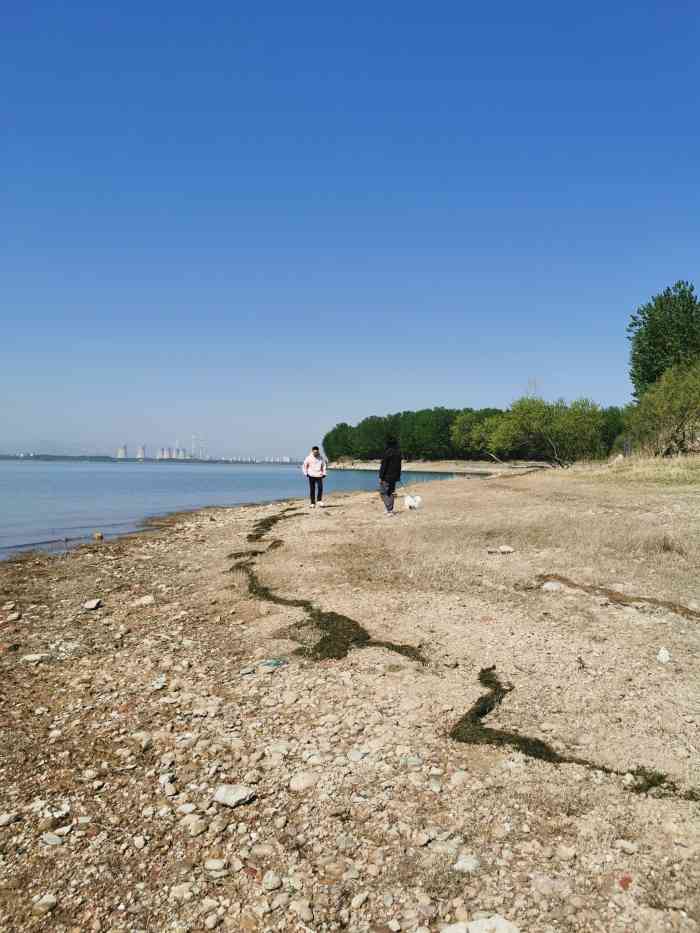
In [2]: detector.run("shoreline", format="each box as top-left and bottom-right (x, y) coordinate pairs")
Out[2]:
(0, 467), (451, 562)
(328, 458), (547, 476)
(1, 471), (698, 931)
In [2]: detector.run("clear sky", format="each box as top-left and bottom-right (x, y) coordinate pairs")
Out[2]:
(2, 2), (699, 457)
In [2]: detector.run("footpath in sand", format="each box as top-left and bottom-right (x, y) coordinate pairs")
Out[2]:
(0, 469), (698, 933)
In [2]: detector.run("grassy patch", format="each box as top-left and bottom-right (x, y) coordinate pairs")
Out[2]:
(584, 454), (700, 485)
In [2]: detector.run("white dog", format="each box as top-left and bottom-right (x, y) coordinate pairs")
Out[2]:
(404, 494), (423, 510)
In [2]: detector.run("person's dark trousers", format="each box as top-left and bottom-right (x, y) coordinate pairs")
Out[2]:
(308, 476), (323, 504)
(379, 479), (396, 512)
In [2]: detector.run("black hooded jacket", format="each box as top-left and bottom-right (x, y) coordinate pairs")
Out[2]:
(379, 443), (402, 483)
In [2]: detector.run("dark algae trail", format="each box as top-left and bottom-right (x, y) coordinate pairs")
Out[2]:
(450, 666), (700, 802)
(229, 507), (427, 663)
(232, 507), (698, 802)
(536, 573), (700, 622)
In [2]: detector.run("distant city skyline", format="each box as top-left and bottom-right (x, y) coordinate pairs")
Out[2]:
(4, 443), (299, 463)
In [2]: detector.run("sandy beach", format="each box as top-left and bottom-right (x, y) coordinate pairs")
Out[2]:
(1, 468), (698, 932)
(327, 460), (537, 476)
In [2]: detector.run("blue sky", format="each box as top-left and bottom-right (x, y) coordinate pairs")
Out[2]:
(2, 2), (699, 456)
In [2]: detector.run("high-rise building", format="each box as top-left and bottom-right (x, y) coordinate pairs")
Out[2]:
(137, 445), (146, 461)
(116, 444), (127, 459)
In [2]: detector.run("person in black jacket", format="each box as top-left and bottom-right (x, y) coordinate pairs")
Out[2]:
(379, 437), (402, 516)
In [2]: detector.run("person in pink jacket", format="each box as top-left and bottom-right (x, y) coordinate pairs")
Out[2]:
(302, 446), (327, 508)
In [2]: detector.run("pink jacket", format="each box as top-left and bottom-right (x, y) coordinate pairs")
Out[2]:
(302, 453), (327, 478)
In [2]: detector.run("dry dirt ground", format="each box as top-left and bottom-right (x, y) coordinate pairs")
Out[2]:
(1, 469), (698, 933)
(326, 460), (533, 476)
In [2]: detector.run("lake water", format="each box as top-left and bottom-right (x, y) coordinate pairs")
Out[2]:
(0, 459), (449, 559)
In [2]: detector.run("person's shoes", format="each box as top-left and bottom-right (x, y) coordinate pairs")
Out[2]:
(384, 511), (396, 517)
(318, 501), (325, 508)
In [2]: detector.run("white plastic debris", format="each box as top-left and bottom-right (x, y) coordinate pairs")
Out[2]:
(656, 647), (671, 664)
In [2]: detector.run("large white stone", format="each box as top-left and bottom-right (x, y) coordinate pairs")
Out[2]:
(289, 771), (318, 792)
(213, 784), (256, 808)
(441, 918), (520, 933)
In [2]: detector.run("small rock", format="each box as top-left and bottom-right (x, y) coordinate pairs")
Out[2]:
(83, 599), (102, 611)
(289, 771), (318, 792)
(468, 919), (520, 933)
(0, 812), (20, 828)
(205, 858), (226, 872)
(441, 918), (520, 933)
(32, 894), (58, 915)
(351, 892), (368, 910)
(20, 653), (51, 665)
(7, 611), (21, 622)
(499, 545), (515, 554)
(615, 839), (639, 854)
(41, 832), (62, 846)
(133, 835), (146, 850)
(213, 784), (256, 808)
(170, 882), (194, 903)
(205, 913), (221, 930)
(131, 594), (155, 608)
(453, 854), (481, 874)
(251, 843), (275, 858)
(262, 871), (282, 891)
(542, 581), (562, 593)
(449, 770), (469, 788)
(130, 730), (153, 751)
(1, 602), (16, 611)
(180, 814), (208, 837)
(657, 647), (671, 664)
(290, 899), (313, 922)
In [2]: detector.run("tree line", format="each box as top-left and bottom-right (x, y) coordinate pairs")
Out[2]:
(323, 402), (625, 464)
(323, 280), (700, 464)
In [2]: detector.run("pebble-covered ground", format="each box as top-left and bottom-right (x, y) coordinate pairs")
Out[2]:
(0, 469), (698, 933)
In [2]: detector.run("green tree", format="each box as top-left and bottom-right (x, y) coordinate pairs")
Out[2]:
(409, 407), (458, 459)
(600, 406), (626, 454)
(554, 398), (606, 461)
(627, 281), (700, 398)
(351, 415), (389, 459)
(472, 412), (520, 461)
(322, 422), (353, 460)
(451, 408), (504, 458)
(628, 360), (700, 455)
(475, 397), (608, 464)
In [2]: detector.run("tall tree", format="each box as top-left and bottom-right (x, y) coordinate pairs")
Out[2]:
(628, 360), (700, 455)
(322, 423), (353, 460)
(627, 281), (700, 397)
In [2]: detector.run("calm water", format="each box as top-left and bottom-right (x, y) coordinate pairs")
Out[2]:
(0, 460), (449, 558)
